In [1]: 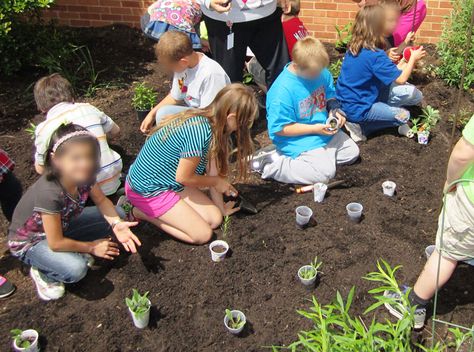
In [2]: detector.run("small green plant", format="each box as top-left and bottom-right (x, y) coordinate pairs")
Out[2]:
(25, 122), (37, 139)
(329, 59), (342, 82)
(243, 72), (254, 85)
(335, 23), (352, 51)
(299, 257), (323, 280)
(221, 215), (231, 238)
(225, 309), (245, 329)
(132, 83), (157, 111)
(125, 289), (151, 315)
(10, 329), (32, 349)
(419, 105), (441, 132)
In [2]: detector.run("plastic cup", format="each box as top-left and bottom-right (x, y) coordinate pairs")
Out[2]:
(313, 183), (328, 203)
(346, 203), (363, 223)
(382, 181), (397, 197)
(326, 116), (340, 131)
(297, 265), (318, 286)
(224, 310), (246, 335)
(13, 329), (39, 352)
(295, 206), (313, 227)
(129, 299), (151, 329)
(209, 240), (229, 262)
(418, 131), (430, 145)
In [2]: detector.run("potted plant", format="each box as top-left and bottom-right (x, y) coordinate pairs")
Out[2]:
(131, 82), (157, 121)
(224, 309), (246, 335)
(11, 329), (39, 352)
(297, 257), (323, 287)
(410, 106), (441, 145)
(125, 289), (151, 329)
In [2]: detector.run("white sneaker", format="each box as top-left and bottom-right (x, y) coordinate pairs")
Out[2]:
(30, 267), (65, 301)
(345, 122), (367, 142)
(250, 145), (279, 174)
(398, 124), (415, 138)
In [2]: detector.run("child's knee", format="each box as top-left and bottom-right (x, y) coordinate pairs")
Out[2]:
(208, 207), (223, 230)
(394, 108), (410, 123)
(63, 260), (88, 283)
(409, 87), (423, 105)
(191, 225), (213, 245)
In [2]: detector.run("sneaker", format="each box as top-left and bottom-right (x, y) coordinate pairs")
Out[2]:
(0, 275), (15, 298)
(344, 122), (367, 142)
(117, 196), (138, 222)
(250, 145), (279, 174)
(398, 124), (415, 138)
(30, 267), (65, 301)
(81, 253), (95, 268)
(383, 286), (426, 329)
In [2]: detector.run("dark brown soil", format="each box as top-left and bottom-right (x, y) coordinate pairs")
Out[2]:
(211, 245), (227, 254)
(1, 26), (474, 351)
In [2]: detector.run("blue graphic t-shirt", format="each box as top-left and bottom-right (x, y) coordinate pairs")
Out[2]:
(266, 65), (336, 159)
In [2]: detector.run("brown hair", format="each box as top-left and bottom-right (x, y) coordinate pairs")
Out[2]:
(348, 5), (387, 56)
(34, 73), (74, 112)
(151, 84), (257, 180)
(155, 31), (194, 62)
(292, 36), (329, 70)
(286, 0), (301, 16)
(379, 0), (401, 11)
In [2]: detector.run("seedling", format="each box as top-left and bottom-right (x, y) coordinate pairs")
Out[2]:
(125, 289), (151, 315)
(221, 215), (231, 238)
(225, 309), (245, 330)
(419, 105), (440, 132)
(410, 117), (421, 134)
(131, 82), (157, 111)
(25, 122), (37, 140)
(335, 23), (352, 51)
(243, 73), (254, 85)
(299, 257), (323, 280)
(329, 59), (343, 82)
(11, 329), (34, 349)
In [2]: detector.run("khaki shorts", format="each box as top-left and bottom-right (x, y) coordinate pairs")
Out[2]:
(436, 186), (474, 261)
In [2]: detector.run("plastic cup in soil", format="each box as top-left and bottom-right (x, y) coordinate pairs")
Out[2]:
(382, 181), (397, 197)
(313, 183), (328, 203)
(136, 110), (150, 121)
(129, 299), (151, 329)
(346, 202), (363, 223)
(13, 329), (39, 352)
(298, 265), (318, 287)
(417, 131), (430, 145)
(224, 310), (246, 335)
(209, 240), (229, 262)
(295, 206), (313, 228)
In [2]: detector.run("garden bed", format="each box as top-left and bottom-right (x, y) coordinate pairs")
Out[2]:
(0, 26), (473, 351)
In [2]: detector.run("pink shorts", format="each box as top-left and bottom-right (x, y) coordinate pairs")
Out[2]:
(125, 183), (181, 219)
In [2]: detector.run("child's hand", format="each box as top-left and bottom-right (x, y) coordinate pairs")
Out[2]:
(387, 48), (401, 62)
(210, 0), (232, 12)
(223, 200), (240, 216)
(90, 238), (120, 260)
(140, 112), (155, 134)
(215, 177), (238, 197)
(404, 31), (416, 45)
(113, 221), (141, 253)
(334, 111), (347, 128)
(410, 46), (426, 62)
(313, 124), (338, 136)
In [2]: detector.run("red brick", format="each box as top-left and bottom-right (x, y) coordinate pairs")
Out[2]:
(70, 19), (92, 26)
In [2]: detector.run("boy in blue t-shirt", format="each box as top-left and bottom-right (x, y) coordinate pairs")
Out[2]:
(251, 37), (360, 185)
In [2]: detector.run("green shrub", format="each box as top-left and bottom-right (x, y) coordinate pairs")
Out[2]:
(436, 0), (474, 89)
(335, 23), (352, 52)
(329, 59), (343, 82)
(0, 0), (54, 37)
(132, 83), (157, 111)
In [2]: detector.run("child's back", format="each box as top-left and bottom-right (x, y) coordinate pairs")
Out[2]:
(281, 0), (309, 57)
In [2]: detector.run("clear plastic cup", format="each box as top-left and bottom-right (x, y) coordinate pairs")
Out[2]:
(346, 203), (363, 222)
(382, 181), (397, 197)
(313, 183), (328, 203)
(295, 206), (313, 227)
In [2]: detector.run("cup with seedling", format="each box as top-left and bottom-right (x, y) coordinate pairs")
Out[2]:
(132, 82), (157, 121)
(297, 257), (323, 288)
(209, 240), (229, 262)
(125, 289), (151, 329)
(346, 202), (363, 223)
(412, 106), (440, 145)
(382, 180), (397, 197)
(11, 329), (39, 352)
(224, 309), (246, 335)
(295, 206), (313, 229)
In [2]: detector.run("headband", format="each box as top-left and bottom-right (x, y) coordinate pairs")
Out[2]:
(52, 131), (95, 153)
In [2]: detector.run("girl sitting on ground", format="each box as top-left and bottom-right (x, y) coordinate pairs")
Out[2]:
(8, 124), (141, 301)
(124, 84), (257, 245)
(335, 5), (425, 142)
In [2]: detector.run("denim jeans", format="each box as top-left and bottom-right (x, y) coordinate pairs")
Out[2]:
(21, 206), (124, 283)
(155, 105), (189, 124)
(360, 83), (423, 136)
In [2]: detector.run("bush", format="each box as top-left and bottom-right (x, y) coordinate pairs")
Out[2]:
(0, 0), (54, 37)
(436, 0), (474, 89)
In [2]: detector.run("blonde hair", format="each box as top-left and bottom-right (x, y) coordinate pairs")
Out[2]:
(155, 31), (194, 62)
(292, 36), (330, 70)
(379, 0), (401, 11)
(151, 84), (257, 180)
(349, 5), (387, 56)
(34, 73), (74, 112)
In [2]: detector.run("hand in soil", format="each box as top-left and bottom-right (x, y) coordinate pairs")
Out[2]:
(215, 177), (238, 197)
(91, 239), (120, 260)
(223, 201), (240, 216)
(113, 221), (141, 253)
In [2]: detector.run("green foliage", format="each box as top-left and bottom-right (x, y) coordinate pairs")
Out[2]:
(0, 0), (54, 37)
(329, 59), (342, 82)
(225, 309), (245, 329)
(25, 122), (37, 139)
(125, 289), (151, 315)
(132, 83), (157, 111)
(243, 72), (254, 85)
(221, 215), (232, 238)
(411, 105), (440, 134)
(300, 257), (323, 280)
(436, 0), (474, 89)
(449, 109), (473, 129)
(335, 23), (352, 52)
(10, 329), (31, 349)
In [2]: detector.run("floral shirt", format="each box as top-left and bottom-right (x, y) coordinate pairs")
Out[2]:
(8, 175), (91, 257)
(148, 0), (202, 33)
(0, 148), (15, 183)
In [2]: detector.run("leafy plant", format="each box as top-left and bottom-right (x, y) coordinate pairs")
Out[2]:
(436, 0), (474, 89)
(10, 329), (32, 349)
(335, 23), (352, 51)
(25, 122), (37, 139)
(419, 105), (441, 132)
(329, 59), (342, 82)
(225, 309), (245, 329)
(221, 215), (231, 238)
(125, 289), (151, 315)
(449, 109), (473, 130)
(299, 257), (323, 280)
(243, 72), (254, 85)
(132, 83), (157, 111)
(0, 0), (54, 38)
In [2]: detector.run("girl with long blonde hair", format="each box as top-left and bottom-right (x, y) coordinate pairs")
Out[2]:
(125, 84), (257, 244)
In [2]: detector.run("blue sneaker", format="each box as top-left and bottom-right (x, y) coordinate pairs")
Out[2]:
(383, 286), (426, 330)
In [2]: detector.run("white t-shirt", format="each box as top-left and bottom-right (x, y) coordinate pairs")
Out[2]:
(198, 0), (276, 23)
(170, 54), (230, 108)
(34, 102), (123, 195)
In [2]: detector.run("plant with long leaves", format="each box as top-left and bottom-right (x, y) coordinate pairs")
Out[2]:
(125, 289), (151, 315)
(225, 309), (245, 329)
(10, 329), (33, 349)
(299, 257), (323, 280)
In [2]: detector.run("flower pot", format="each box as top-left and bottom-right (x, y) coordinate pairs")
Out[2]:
(417, 131), (430, 145)
(403, 45), (421, 62)
(295, 206), (313, 228)
(346, 202), (363, 223)
(298, 265), (318, 287)
(382, 181), (397, 197)
(13, 329), (39, 352)
(136, 109), (150, 121)
(313, 183), (328, 203)
(129, 299), (151, 329)
(224, 310), (246, 335)
(209, 240), (229, 262)
(326, 116), (340, 131)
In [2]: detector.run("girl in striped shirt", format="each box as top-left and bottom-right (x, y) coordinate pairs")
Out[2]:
(125, 84), (257, 244)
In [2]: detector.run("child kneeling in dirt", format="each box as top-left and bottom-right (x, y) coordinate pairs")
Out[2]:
(9, 124), (140, 301)
(125, 84), (256, 244)
(33, 74), (123, 196)
(250, 36), (359, 185)
(384, 115), (474, 329)
(140, 31), (230, 134)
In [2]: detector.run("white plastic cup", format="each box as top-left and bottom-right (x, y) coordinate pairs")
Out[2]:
(295, 206), (313, 227)
(129, 299), (151, 329)
(224, 310), (246, 335)
(326, 115), (340, 131)
(382, 181), (397, 197)
(298, 265), (318, 286)
(418, 131), (430, 145)
(313, 183), (328, 203)
(346, 203), (363, 222)
(209, 240), (229, 262)
(13, 329), (39, 352)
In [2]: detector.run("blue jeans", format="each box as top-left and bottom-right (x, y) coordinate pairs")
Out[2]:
(360, 83), (423, 136)
(155, 105), (189, 124)
(21, 206), (124, 283)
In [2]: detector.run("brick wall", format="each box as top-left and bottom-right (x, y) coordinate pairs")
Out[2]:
(42, 0), (452, 43)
